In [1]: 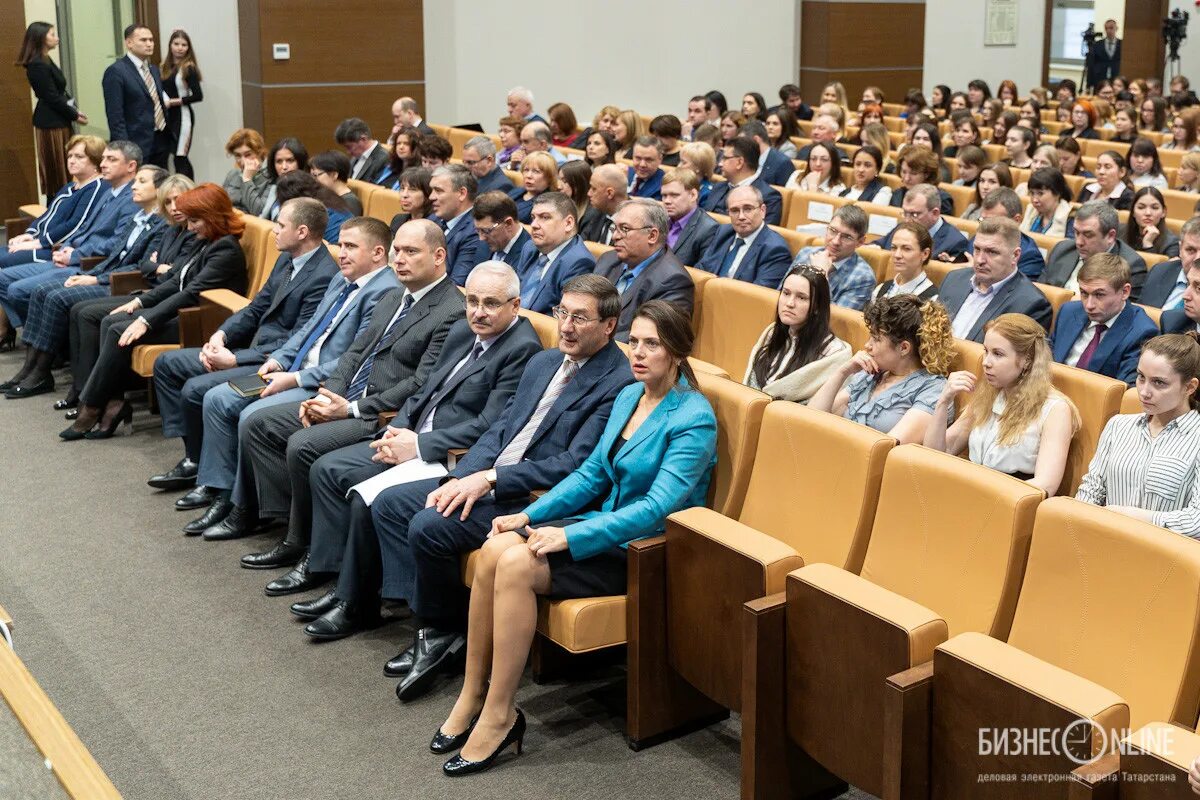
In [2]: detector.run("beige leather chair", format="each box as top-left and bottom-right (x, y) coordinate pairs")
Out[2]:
(830, 305), (869, 353)
(741, 444), (1043, 799)
(1121, 386), (1142, 414)
(628, 402), (894, 748)
(1050, 363), (1125, 495)
(365, 187), (402, 224)
(518, 309), (558, 349)
(684, 266), (715, 338)
(692, 278), (777, 378)
(856, 244), (892, 283)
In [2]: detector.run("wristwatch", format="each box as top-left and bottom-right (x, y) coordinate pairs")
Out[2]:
(485, 469), (498, 488)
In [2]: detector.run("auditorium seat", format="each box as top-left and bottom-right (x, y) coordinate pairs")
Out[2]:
(346, 179), (380, 214)
(782, 190), (854, 231)
(741, 444), (1042, 800)
(829, 305), (869, 352)
(774, 226), (816, 258)
(1136, 303), (1163, 327)
(684, 266), (715, 337)
(1121, 386), (1141, 414)
(1049, 363), (1125, 495)
(627, 402), (893, 748)
(938, 183), (974, 217)
(692, 278), (776, 377)
(502, 169), (522, 188)
(1034, 281), (1075, 331)
(855, 244), (891, 283)
(921, 497), (1200, 796)
(364, 187), (401, 224)
(518, 309), (558, 348)
(584, 241), (613, 260)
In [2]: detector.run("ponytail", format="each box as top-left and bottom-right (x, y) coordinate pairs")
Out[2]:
(916, 300), (955, 376)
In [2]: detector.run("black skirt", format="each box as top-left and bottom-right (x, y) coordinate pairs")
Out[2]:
(538, 518), (629, 599)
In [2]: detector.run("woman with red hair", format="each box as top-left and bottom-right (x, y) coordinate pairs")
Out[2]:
(1068, 99), (1100, 140)
(62, 183), (247, 440)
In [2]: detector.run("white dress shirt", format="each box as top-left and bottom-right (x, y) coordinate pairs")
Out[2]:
(303, 266), (389, 370)
(726, 223), (765, 280)
(951, 269), (1019, 339)
(1065, 304), (1123, 367)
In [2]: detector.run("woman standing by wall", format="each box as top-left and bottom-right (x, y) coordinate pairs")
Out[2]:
(16, 21), (87, 197)
(160, 29), (203, 179)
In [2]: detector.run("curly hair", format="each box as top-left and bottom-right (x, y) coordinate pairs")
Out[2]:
(863, 295), (954, 376)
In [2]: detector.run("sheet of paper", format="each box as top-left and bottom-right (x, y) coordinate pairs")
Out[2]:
(868, 214), (898, 237)
(806, 201), (834, 223)
(348, 459), (448, 506)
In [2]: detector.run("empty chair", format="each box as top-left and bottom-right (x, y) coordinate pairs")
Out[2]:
(692, 278), (777, 377)
(627, 402), (894, 747)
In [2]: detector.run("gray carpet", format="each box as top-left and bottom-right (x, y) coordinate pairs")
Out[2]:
(0, 348), (872, 800)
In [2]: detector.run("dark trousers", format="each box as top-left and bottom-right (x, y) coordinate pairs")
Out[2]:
(77, 301), (179, 406)
(241, 402), (376, 540)
(307, 441), (393, 574)
(152, 347), (259, 460)
(69, 296), (131, 394)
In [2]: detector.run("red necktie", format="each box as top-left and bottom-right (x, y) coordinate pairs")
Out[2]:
(1076, 323), (1107, 370)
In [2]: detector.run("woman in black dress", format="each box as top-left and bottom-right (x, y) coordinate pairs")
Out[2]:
(16, 21), (87, 195)
(160, 29), (204, 179)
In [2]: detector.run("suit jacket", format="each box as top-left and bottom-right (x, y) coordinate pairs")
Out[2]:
(138, 235), (247, 330)
(891, 186), (955, 217)
(390, 316), (543, 462)
(701, 178), (783, 226)
(577, 206), (612, 244)
(134, 226), (202, 286)
(1140, 258), (1183, 309)
(627, 167), (665, 200)
(26, 58), (79, 130)
(450, 341), (635, 499)
(938, 267), (1054, 342)
(221, 246), (340, 364)
(325, 275), (465, 417)
(759, 147), (796, 188)
(271, 265), (401, 389)
(1089, 38), (1121, 86)
(1039, 240), (1148, 303)
(354, 145), (390, 184)
(594, 248), (694, 339)
(84, 213), (166, 283)
(445, 213), (492, 286)
(521, 235), (595, 314)
(877, 218), (970, 262)
(26, 177), (105, 248)
(68, 181), (140, 261)
(496, 227), (539, 274)
(101, 56), (165, 158)
(1161, 309), (1198, 335)
(477, 167), (513, 196)
(695, 224), (791, 287)
(965, 231), (1045, 279)
(524, 380), (717, 560)
(1050, 302), (1158, 386)
(670, 208), (720, 268)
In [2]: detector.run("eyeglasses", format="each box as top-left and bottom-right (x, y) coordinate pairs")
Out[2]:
(461, 158), (482, 168)
(476, 221), (504, 236)
(465, 297), (515, 311)
(825, 225), (858, 241)
(551, 306), (600, 326)
(612, 224), (652, 237)
(728, 205), (762, 218)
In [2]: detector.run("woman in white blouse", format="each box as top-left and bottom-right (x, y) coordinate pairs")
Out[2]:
(1077, 333), (1200, 537)
(870, 221), (937, 302)
(744, 265), (850, 401)
(925, 314), (1078, 496)
(785, 142), (844, 195)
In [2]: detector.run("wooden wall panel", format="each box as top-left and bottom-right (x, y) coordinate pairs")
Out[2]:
(0, 5), (39, 214)
(261, 85), (426, 154)
(1122, 0), (1167, 88)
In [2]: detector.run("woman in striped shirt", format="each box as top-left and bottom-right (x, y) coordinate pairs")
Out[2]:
(1076, 333), (1200, 537)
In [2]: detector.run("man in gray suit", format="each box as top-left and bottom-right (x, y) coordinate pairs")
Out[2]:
(592, 198), (694, 340)
(1038, 200), (1147, 302)
(939, 216), (1053, 342)
(662, 168), (718, 267)
(219, 219), (466, 553)
(181, 217), (401, 535)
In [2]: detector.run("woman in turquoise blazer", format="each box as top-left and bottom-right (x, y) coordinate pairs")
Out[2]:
(432, 301), (717, 776)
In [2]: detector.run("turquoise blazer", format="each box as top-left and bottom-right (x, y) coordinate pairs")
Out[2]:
(525, 380), (717, 561)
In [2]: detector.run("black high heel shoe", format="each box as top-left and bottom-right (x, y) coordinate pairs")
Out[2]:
(442, 709), (525, 776)
(84, 401), (133, 440)
(430, 714), (479, 754)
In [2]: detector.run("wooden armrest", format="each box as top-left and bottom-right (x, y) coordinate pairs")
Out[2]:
(1068, 752), (1119, 799)
(447, 447), (467, 470)
(79, 256), (103, 269)
(666, 507), (804, 595)
(530, 489), (546, 499)
(109, 271), (148, 296)
(199, 288), (251, 315)
(177, 307), (207, 348)
(741, 591), (789, 799)
(883, 661), (935, 800)
(378, 411), (396, 428)
(5, 218), (30, 240)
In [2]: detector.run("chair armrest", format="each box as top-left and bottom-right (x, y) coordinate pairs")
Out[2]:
(1067, 752), (1119, 800)
(79, 256), (103, 269)
(378, 411), (396, 428)
(198, 288), (251, 316)
(1096, 723), (1200, 799)
(5, 218), (29, 239)
(447, 447), (467, 470)
(109, 271), (147, 296)
(177, 307), (207, 348)
(687, 356), (729, 380)
(883, 661), (934, 800)
(741, 592), (790, 798)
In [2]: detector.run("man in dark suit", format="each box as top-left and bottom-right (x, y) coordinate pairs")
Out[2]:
(1161, 259), (1200, 334)
(1050, 254), (1158, 386)
(578, 164), (628, 245)
(662, 168), (719, 267)
(389, 96), (434, 139)
(335, 118), (389, 184)
(430, 165), (490, 286)
(701, 136), (783, 225)
(593, 198), (694, 339)
(1088, 19), (1122, 91)
(102, 26), (169, 167)
(959, 188), (1045, 278)
(462, 136), (512, 195)
(180, 217), (400, 534)
(627, 136), (665, 200)
(876, 183), (969, 261)
(276, 263), (543, 637)
(472, 192), (537, 274)
(742, 120), (795, 187)
(1139, 218), (1199, 309)
(940, 217), (1053, 342)
(796, 114), (847, 162)
(506, 86), (546, 126)
(219, 219), (465, 551)
(695, 185), (791, 287)
(1038, 201), (1147, 302)
(148, 199), (339, 492)
(519, 192), (595, 314)
(379, 275), (634, 699)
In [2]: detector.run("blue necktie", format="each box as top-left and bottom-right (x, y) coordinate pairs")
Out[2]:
(287, 282), (356, 371)
(345, 294), (414, 399)
(616, 266), (636, 295)
(522, 254), (549, 306)
(718, 238), (746, 277)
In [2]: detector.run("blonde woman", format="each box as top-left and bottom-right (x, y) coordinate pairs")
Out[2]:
(924, 314), (1079, 496)
(611, 109), (645, 159)
(507, 151), (559, 223)
(1177, 153), (1200, 194)
(858, 122), (896, 173)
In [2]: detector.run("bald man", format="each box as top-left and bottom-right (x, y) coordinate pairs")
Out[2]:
(578, 164), (629, 244)
(388, 96), (433, 145)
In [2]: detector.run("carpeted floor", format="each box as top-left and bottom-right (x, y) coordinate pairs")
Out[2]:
(0, 348), (873, 800)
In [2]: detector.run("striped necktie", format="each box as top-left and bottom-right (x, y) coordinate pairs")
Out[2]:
(287, 282), (356, 371)
(494, 359), (580, 467)
(345, 294), (414, 399)
(140, 64), (166, 131)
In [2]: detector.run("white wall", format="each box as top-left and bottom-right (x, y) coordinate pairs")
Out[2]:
(923, 0), (1048, 95)
(423, 0), (799, 127)
(1166, 0), (1200, 87)
(157, 0), (242, 183)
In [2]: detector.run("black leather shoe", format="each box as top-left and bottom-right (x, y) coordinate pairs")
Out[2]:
(396, 628), (467, 702)
(148, 458), (198, 490)
(175, 485), (219, 510)
(5, 376), (54, 399)
(241, 540), (306, 570)
(303, 601), (381, 641)
(202, 504), (257, 541)
(54, 395), (78, 411)
(442, 710), (525, 776)
(289, 590), (339, 620)
(383, 644), (416, 678)
(64, 408), (79, 420)
(264, 552), (330, 596)
(183, 497), (233, 536)
(430, 714), (478, 754)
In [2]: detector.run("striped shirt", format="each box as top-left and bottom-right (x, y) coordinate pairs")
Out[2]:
(1075, 411), (1200, 537)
